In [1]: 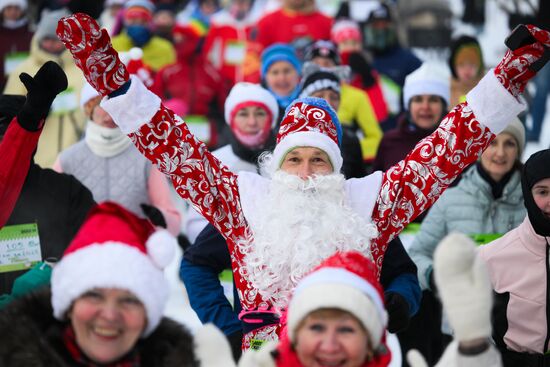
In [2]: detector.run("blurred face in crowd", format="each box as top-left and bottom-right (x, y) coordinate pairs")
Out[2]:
(311, 56), (336, 68)
(283, 0), (313, 11)
(480, 132), (519, 182)
(409, 94), (444, 130)
(230, 0), (252, 19)
(92, 105), (117, 129)
(200, 0), (218, 15)
(265, 61), (300, 97)
(69, 288), (146, 364)
(456, 61), (480, 83)
(2, 5), (23, 21)
(234, 106), (269, 135)
(337, 39), (362, 54)
(281, 147), (333, 179)
(40, 37), (65, 55)
(311, 89), (340, 111)
(532, 178), (550, 219)
(153, 10), (175, 33)
(295, 309), (372, 367)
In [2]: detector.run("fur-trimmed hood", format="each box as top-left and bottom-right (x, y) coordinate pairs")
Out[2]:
(0, 289), (234, 367)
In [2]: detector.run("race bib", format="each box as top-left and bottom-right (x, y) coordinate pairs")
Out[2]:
(0, 223), (41, 273)
(224, 41), (246, 65)
(4, 51), (28, 76)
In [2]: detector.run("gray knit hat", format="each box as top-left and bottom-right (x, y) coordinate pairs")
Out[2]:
(35, 9), (69, 41)
(501, 117), (525, 159)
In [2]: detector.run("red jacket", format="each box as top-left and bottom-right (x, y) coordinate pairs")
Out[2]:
(202, 10), (262, 84)
(255, 8), (333, 49)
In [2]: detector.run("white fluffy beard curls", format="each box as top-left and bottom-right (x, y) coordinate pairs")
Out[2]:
(242, 170), (379, 310)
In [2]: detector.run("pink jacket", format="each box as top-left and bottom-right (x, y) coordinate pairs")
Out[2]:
(479, 217), (550, 354)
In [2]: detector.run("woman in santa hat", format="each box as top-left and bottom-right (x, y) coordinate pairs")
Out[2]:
(54, 13), (550, 350)
(0, 202), (235, 367)
(240, 234), (501, 367)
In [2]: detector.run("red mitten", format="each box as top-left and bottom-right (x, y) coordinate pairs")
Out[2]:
(56, 13), (129, 96)
(494, 25), (550, 98)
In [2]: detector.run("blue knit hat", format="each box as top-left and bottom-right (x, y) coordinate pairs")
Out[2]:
(260, 43), (302, 79)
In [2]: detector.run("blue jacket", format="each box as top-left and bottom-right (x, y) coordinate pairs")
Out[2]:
(180, 222), (421, 335)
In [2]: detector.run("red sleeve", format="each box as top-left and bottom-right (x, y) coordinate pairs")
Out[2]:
(150, 67), (166, 99)
(0, 119), (42, 227)
(128, 104), (246, 243)
(370, 102), (494, 271)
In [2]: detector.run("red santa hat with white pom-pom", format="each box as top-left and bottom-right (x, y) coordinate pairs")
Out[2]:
(51, 201), (176, 336)
(287, 251), (388, 349)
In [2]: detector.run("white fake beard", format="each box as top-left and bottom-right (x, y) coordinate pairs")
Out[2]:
(242, 170), (378, 310)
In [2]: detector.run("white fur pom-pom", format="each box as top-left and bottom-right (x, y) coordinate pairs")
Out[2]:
(146, 229), (176, 269)
(128, 47), (143, 60)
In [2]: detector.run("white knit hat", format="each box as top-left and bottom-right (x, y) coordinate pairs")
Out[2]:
(80, 82), (100, 109)
(224, 82), (279, 128)
(501, 116), (525, 158)
(0, 0), (27, 12)
(403, 62), (450, 108)
(51, 202), (176, 337)
(287, 251), (388, 349)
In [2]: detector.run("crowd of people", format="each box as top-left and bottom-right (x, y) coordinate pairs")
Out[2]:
(0, 0), (550, 366)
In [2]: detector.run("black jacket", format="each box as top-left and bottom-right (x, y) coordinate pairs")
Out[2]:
(0, 289), (199, 367)
(1, 163), (95, 294)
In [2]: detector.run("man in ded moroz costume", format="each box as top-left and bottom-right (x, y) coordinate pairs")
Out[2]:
(55, 13), (550, 349)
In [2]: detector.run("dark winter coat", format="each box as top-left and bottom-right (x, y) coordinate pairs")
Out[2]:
(0, 23), (33, 90)
(1, 163), (95, 295)
(0, 289), (199, 367)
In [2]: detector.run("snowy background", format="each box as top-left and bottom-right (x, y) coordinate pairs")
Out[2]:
(163, 0), (550, 333)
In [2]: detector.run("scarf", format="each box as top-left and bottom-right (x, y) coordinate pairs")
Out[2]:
(63, 326), (141, 367)
(3, 18), (28, 29)
(85, 120), (132, 158)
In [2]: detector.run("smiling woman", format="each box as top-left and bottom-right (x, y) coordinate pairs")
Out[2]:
(0, 202), (235, 367)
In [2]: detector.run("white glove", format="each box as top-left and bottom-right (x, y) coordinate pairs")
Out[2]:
(194, 324), (236, 367)
(434, 232), (493, 342)
(406, 349), (429, 367)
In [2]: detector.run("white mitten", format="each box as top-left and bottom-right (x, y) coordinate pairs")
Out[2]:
(194, 324), (236, 367)
(434, 233), (493, 342)
(238, 341), (278, 367)
(406, 349), (429, 367)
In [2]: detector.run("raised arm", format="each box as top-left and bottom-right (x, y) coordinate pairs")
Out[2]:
(56, 13), (246, 242)
(370, 25), (550, 270)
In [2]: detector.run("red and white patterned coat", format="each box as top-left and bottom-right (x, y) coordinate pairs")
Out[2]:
(101, 71), (524, 348)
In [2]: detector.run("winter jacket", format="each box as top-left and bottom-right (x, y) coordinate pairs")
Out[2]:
(102, 70), (523, 349)
(479, 217), (550, 363)
(0, 289), (204, 367)
(0, 23), (33, 90)
(111, 33), (176, 72)
(338, 84), (382, 162)
(372, 119), (432, 173)
(181, 222), (421, 335)
(202, 10), (261, 85)
(56, 140), (181, 236)
(410, 166), (525, 290)
(3, 35), (86, 168)
(0, 119), (95, 295)
(255, 8), (333, 49)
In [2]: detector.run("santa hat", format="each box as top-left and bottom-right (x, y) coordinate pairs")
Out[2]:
(403, 62), (450, 108)
(224, 82), (279, 128)
(331, 19), (361, 44)
(51, 202), (176, 337)
(271, 97), (343, 173)
(287, 251), (388, 349)
(0, 0), (27, 12)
